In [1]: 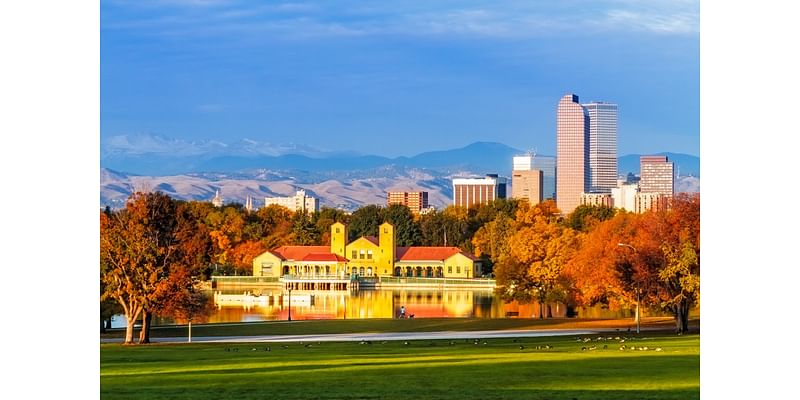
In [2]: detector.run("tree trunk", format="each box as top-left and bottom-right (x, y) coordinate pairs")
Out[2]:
(188, 321), (192, 343)
(101, 318), (106, 333)
(105, 317), (113, 330)
(125, 318), (136, 344)
(680, 301), (690, 333)
(670, 300), (693, 334)
(139, 310), (152, 344)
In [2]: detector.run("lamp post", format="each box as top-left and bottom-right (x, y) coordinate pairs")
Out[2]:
(617, 243), (641, 334)
(287, 286), (292, 321)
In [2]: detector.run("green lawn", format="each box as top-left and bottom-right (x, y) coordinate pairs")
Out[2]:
(101, 333), (699, 400)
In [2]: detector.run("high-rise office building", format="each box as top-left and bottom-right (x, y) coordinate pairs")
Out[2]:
(511, 156), (543, 205)
(583, 102), (618, 193)
(556, 94), (589, 214)
(387, 191), (429, 215)
(452, 175), (507, 208)
(639, 155), (674, 195)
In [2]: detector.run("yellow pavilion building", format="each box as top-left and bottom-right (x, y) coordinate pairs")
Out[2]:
(252, 222), (481, 279)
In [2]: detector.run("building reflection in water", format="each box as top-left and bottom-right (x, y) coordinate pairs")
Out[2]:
(111, 287), (655, 328)
(208, 288), (500, 322)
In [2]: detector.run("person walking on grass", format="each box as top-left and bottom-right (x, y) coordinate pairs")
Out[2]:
(400, 305), (406, 319)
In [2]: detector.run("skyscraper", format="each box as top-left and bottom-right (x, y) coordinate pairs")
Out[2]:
(556, 94), (589, 214)
(583, 102), (618, 193)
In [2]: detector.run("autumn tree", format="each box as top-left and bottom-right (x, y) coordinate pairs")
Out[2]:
(100, 192), (179, 344)
(493, 201), (580, 318)
(563, 211), (641, 311)
(471, 213), (514, 276)
(151, 268), (215, 343)
(647, 193), (700, 333)
(256, 204), (294, 250)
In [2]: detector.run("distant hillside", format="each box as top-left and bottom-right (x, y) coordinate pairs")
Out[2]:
(100, 139), (699, 210)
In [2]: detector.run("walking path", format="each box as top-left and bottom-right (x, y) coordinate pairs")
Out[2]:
(99, 328), (643, 344)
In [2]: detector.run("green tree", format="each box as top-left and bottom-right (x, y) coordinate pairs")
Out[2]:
(291, 212), (320, 245)
(563, 204), (616, 232)
(348, 205), (383, 241)
(383, 204), (422, 246)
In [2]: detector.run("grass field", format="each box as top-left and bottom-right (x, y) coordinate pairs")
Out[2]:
(101, 331), (699, 400)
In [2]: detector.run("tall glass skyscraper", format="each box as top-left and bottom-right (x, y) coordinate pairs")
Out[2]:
(583, 102), (618, 193)
(556, 94), (589, 214)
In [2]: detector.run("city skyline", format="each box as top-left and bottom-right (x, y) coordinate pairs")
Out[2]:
(101, 1), (699, 158)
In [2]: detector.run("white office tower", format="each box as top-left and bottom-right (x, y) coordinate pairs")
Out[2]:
(583, 101), (618, 193)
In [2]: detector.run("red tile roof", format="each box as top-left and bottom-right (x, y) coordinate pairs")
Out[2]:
(270, 246), (346, 262)
(364, 236), (379, 245)
(268, 244), (477, 263)
(395, 247), (478, 262)
(302, 253), (349, 262)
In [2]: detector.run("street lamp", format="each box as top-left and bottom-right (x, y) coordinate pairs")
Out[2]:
(617, 243), (641, 334)
(287, 286), (292, 321)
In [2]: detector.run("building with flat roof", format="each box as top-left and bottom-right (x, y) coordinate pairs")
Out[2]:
(640, 155), (674, 195)
(265, 189), (319, 214)
(611, 180), (639, 212)
(452, 175), (507, 208)
(511, 156), (543, 205)
(387, 191), (429, 215)
(583, 101), (618, 193)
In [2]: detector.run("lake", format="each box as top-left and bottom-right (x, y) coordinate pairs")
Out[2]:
(110, 286), (646, 328)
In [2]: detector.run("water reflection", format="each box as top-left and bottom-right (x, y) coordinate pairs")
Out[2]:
(209, 288), (500, 321)
(110, 287), (648, 328)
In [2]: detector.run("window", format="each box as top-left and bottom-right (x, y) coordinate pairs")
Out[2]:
(457, 266), (461, 273)
(384, 227), (388, 233)
(359, 250), (365, 259)
(448, 266), (452, 274)
(352, 250), (357, 259)
(367, 250), (373, 260)
(336, 227), (340, 233)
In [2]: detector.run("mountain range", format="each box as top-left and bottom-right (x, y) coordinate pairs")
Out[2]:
(100, 134), (699, 210)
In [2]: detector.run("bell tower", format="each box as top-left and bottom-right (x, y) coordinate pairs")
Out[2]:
(330, 222), (348, 259)
(378, 222), (395, 275)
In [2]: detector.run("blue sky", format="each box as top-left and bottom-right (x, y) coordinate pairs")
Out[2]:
(101, 0), (699, 157)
